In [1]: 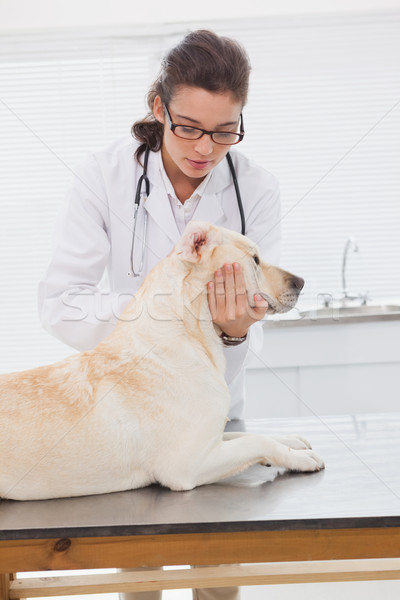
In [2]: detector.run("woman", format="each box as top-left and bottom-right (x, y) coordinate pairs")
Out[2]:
(38, 29), (281, 600)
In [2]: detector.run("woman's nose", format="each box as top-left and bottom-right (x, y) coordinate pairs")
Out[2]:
(194, 134), (214, 155)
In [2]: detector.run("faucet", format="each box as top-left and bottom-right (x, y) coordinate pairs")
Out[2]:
(318, 238), (369, 309)
(341, 237), (359, 301)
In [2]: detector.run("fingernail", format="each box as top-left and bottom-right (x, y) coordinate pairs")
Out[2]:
(234, 263), (240, 271)
(225, 263), (232, 271)
(255, 294), (263, 301)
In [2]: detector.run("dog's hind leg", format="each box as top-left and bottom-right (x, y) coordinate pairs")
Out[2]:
(179, 434), (324, 489)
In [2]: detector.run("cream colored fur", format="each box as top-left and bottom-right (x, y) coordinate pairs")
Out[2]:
(0, 221), (324, 500)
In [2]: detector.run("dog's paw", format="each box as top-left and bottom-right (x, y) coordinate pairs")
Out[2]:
(287, 448), (325, 472)
(272, 435), (312, 450)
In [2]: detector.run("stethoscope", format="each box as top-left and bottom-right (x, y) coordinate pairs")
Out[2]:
(129, 146), (245, 277)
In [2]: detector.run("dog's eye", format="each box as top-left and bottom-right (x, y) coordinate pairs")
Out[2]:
(253, 255), (260, 266)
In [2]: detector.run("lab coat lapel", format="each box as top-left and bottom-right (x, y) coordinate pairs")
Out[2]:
(143, 153), (181, 245)
(191, 159), (231, 226)
(191, 192), (224, 225)
(144, 187), (181, 244)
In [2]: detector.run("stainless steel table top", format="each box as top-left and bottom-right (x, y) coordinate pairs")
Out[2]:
(1, 414), (399, 540)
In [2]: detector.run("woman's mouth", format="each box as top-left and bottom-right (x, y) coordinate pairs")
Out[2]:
(186, 158), (212, 170)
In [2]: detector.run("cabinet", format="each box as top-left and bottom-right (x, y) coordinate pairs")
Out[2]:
(244, 319), (400, 418)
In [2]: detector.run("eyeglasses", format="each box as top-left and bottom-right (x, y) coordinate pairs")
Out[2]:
(164, 105), (245, 145)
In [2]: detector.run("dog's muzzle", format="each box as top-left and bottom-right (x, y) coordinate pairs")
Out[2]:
(262, 275), (305, 314)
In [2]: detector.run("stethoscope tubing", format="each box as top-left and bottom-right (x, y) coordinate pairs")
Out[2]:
(129, 149), (151, 276)
(225, 151), (245, 236)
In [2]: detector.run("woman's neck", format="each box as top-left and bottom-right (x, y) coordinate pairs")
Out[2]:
(173, 180), (201, 204)
(161, 147), (206, 204)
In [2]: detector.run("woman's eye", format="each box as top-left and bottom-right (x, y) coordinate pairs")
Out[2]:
(253, 255), (260, 265)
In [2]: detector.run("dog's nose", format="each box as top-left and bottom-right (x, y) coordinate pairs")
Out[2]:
(291, 276), (305, 291)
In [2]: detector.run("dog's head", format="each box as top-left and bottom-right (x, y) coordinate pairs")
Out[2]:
(174, 221), (304, 314)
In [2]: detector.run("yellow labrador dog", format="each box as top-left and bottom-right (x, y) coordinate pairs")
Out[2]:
(0, 221), (324, 500)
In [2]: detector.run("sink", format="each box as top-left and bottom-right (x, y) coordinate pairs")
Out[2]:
(300, 304), (400, 320)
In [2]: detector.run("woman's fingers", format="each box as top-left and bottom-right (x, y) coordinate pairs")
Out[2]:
(223, 264), (236, 321)
(207, 263), (269, 336)
(232, 263), (247, 314)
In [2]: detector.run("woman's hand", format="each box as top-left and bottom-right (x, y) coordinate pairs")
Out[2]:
(207, 262), (269, 338)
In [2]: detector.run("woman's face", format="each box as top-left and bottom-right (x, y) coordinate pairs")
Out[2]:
(153, 86), (242, 184)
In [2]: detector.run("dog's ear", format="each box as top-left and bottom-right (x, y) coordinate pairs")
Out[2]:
(175, 221), (216, 263)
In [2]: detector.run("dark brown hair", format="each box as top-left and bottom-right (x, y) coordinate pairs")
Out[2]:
(131, 29), (251, 162)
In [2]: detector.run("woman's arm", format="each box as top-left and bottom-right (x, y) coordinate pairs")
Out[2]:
(38, 155), (130, 351)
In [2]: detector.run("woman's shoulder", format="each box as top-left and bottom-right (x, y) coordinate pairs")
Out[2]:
(72, 135), (140, 172)
(68, 136), (143, 193)
(85, 135), (139, 165)
(227, 149), (279, 191)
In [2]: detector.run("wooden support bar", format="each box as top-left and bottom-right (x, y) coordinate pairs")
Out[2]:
(8, 559), (400, 598)
(1, 528), (400, 573)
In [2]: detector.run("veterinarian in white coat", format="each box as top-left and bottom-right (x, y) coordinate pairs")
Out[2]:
(38, 30), (281, 600)
(38, 137), (280, 419)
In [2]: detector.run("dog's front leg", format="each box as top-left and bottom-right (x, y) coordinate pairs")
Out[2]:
(223, 432), (313, 450)
(176, 434), (324, 489)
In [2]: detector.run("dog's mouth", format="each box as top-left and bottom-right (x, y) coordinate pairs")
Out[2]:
(256, 291), (301, 314)
(250, 292), (277, 313)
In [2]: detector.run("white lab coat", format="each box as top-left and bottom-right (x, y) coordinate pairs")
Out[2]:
(38, 136), (281, 419)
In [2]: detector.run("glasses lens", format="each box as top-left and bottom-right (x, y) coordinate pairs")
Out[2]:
(174, 126), (203, 140)
(212, 132), (242, 145)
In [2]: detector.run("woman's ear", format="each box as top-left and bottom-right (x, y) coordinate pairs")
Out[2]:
(153, 96), (164, 124)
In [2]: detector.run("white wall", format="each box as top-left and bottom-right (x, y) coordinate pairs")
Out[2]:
(1, 0), (400, 32)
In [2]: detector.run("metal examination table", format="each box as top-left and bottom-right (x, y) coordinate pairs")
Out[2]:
(1, 414), (400, 597)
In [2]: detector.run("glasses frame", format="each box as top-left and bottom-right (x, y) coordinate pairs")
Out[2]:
(164, 104), (245, 145)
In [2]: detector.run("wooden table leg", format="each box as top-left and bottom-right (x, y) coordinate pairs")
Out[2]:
(0, 574), (13, 600)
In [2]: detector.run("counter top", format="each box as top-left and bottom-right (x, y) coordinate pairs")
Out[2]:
(264, 303), (400, 328)
(0, 414), (399, 540)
